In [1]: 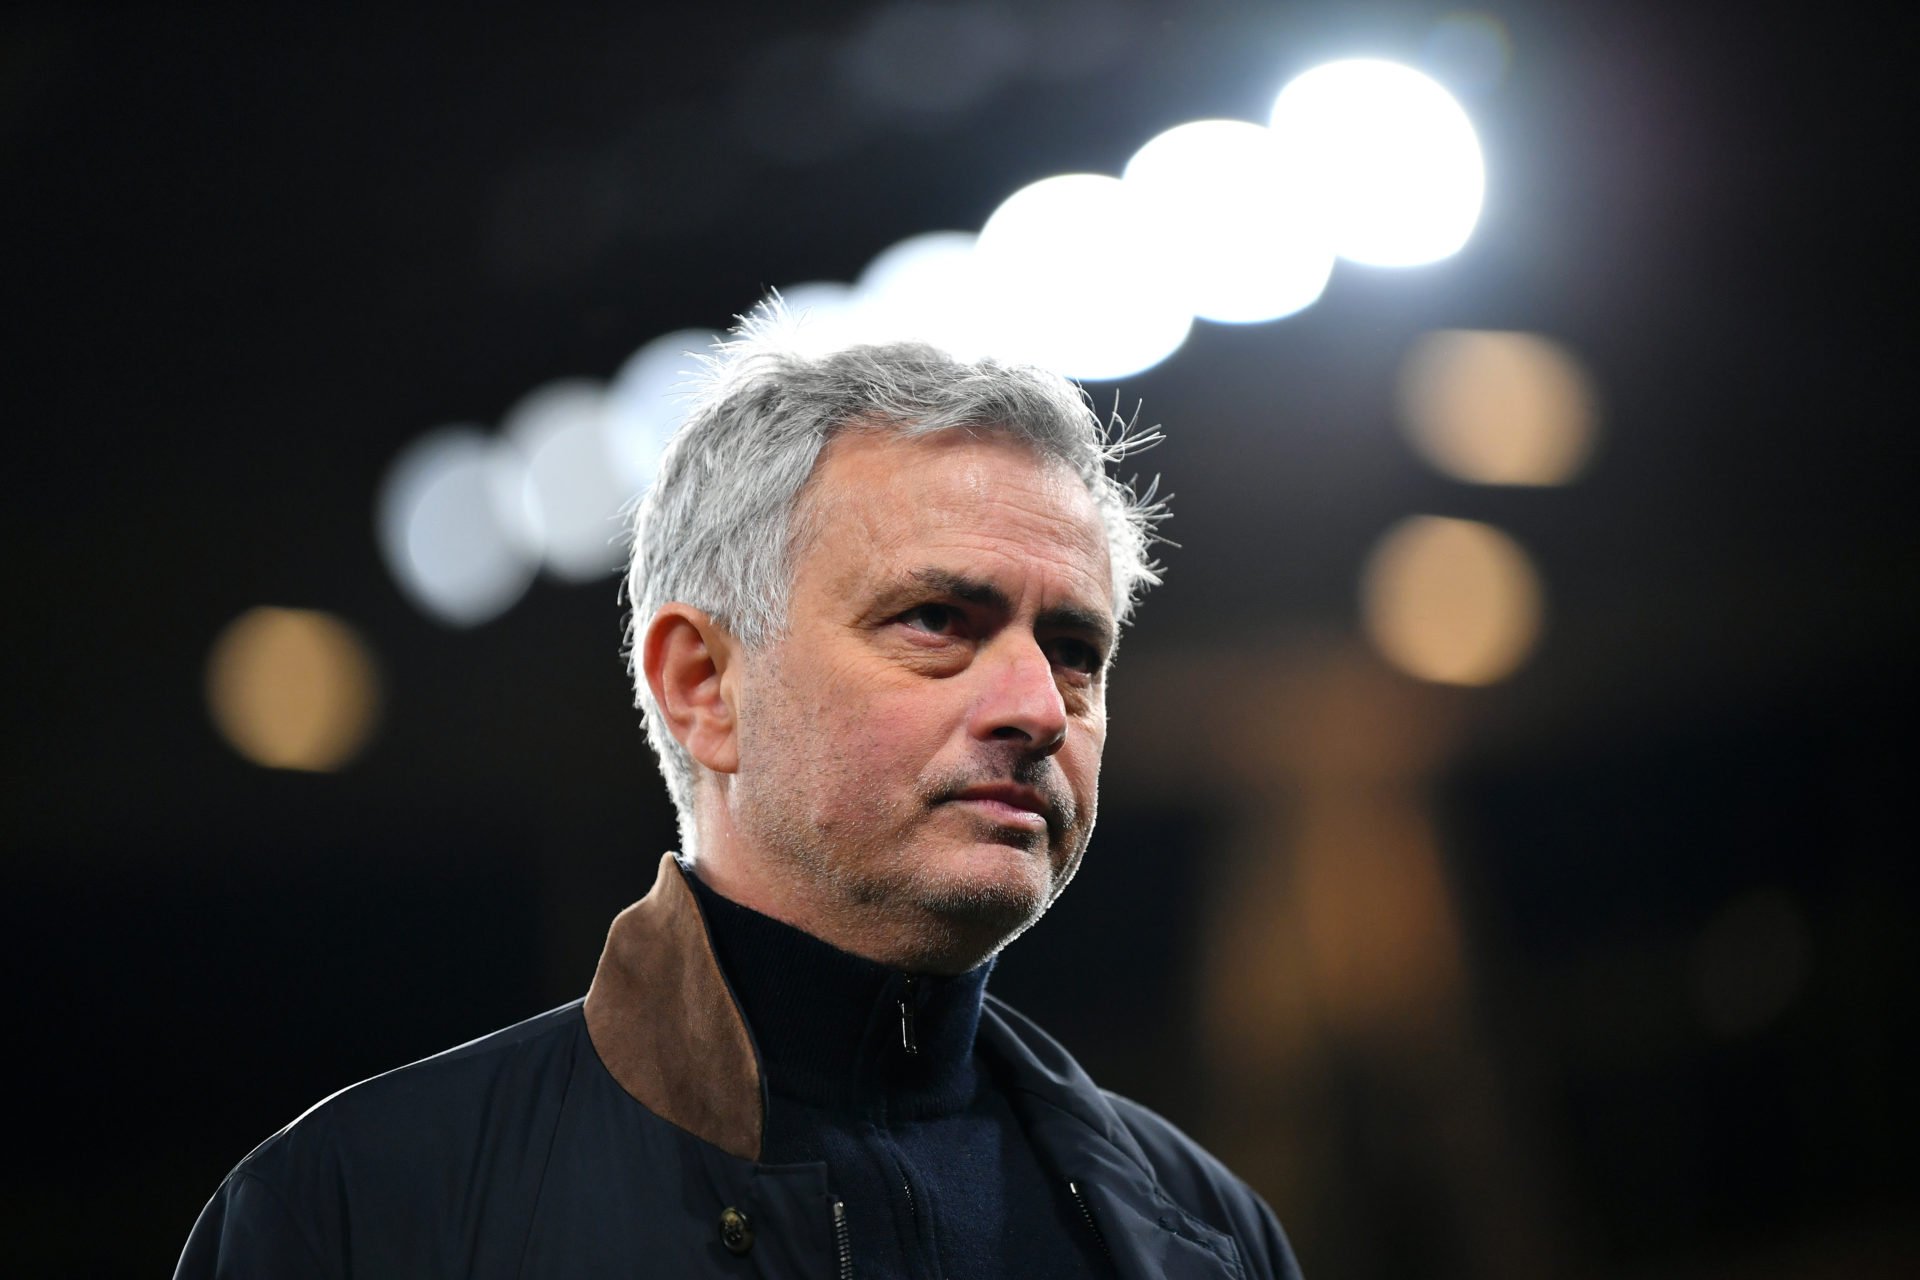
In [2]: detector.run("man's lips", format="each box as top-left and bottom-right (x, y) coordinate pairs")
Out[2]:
(947, 783), (1053, 831)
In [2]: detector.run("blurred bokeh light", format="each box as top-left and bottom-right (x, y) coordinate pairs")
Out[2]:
(1123, 119), (1334, 323)
(769, 279), (868, 357)
(377, 428), (542, 626)
(974, 172), (1191, 379)
(1270, 58), (1485, 266)
(205, 607), (381, 772)
(605, 328), (721, 492)
(1397, 329), (1599, 485)
(504, 379), (631, 582)
(1361, 515), (1544, 685)
(854, 230), (991, 354)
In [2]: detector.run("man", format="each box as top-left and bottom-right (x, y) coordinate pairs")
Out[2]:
(177, 310), (1303, 1278)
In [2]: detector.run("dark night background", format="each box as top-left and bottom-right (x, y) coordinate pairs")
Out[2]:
(5, 2), (1915, 1276)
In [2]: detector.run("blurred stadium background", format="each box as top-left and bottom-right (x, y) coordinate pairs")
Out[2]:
(5, 2), (1914, 1275)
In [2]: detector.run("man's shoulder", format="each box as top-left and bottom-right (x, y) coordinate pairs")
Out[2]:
(239, 998), (587, 1186)
(179, 1002), (591, 1279)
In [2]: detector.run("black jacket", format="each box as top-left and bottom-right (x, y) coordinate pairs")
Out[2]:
(177, 856), (1302, 1279)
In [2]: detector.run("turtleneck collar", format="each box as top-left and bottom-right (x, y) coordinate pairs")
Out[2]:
(683, 861), (993, 1122)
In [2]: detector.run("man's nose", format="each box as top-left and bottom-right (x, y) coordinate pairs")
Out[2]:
(971, 636), (1068, 755)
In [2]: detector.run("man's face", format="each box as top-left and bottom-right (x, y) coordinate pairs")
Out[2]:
(728, 428), (1115, 970)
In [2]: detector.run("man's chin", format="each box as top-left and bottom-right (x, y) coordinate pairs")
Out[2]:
(902, 846), (1058, 956)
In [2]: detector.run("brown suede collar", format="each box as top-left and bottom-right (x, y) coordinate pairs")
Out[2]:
(583, 853), (765, 1161)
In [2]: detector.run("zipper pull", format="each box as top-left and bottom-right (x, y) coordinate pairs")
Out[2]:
(898, 976), (919, 1056)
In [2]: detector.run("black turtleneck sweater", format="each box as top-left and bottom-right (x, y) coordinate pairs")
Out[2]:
(685, 866), (1112, 1280)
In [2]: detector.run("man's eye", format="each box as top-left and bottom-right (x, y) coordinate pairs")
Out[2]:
(1048, 638), (1103, 675)
(899, 604), (960, 635)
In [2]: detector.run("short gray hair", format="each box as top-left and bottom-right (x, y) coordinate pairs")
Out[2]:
(623, 301), (1167, 831)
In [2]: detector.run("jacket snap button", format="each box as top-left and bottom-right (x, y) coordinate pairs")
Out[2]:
(719, 1206), (754, 1255)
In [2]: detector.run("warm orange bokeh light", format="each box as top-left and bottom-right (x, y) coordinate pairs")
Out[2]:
(1397, 329), (1598, 485)
(205, 607), (381, 772)
(1361, 515), (1544, 685)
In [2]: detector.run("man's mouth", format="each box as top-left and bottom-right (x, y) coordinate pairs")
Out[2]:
(946, 782), (1055, 833)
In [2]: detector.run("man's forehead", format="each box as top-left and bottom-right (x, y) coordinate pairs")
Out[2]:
(802, 428), (1114, 612)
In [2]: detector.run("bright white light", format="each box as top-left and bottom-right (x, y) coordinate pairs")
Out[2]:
(974, 173), (1191, 380)
(504, 379), (632, 582)
(605, 328), (718, 493)
(1123, 119), (1334, 324)
(855, 231), (990, 356)
(768, 280), (866, 356)
(378, 428), (541, 627)
(1270, 59), (1485, 267)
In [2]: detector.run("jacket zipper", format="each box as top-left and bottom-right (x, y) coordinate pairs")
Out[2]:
(1067, 1180), (1113, 1264)
(898, 976), (919, 1055)
(832, 1198), (854, 1279)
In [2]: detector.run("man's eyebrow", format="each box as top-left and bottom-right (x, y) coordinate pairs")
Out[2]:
(908, 568), (1007, 610)
(905, 568), (1116, 651)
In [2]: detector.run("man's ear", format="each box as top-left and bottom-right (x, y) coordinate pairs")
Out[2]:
(642, 604), (742, 775)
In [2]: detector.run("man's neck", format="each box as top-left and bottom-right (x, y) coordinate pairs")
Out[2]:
(682, 860), (992, 1119)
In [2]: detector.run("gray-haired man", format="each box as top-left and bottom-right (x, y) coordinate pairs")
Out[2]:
(179, 312), (1303, 1279)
